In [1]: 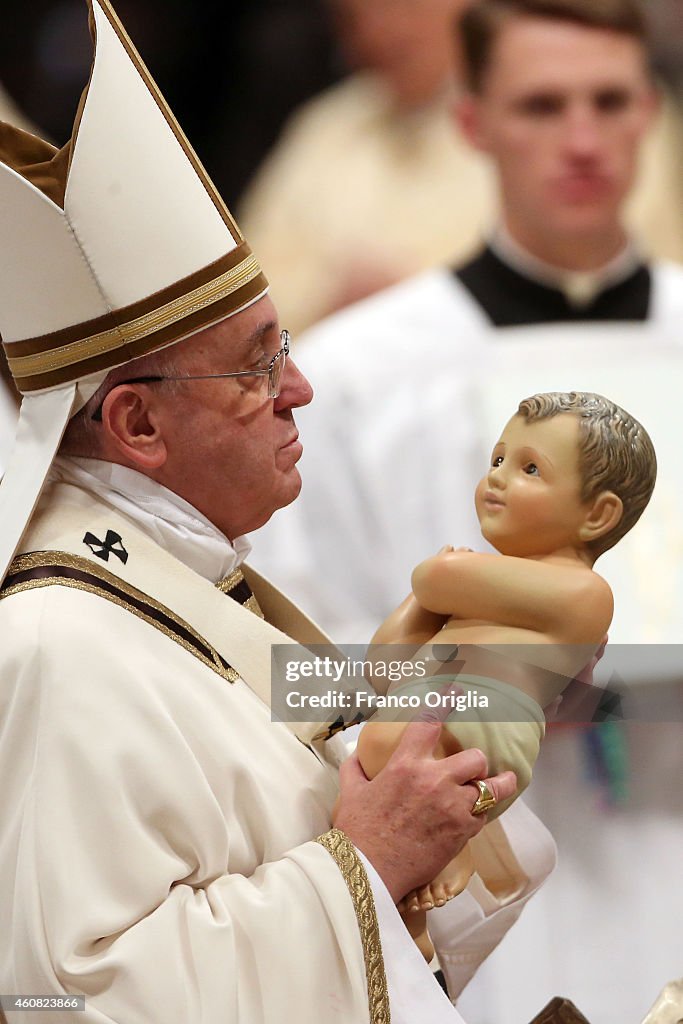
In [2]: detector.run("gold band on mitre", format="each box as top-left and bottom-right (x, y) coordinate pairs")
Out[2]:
(3, 244), (267, 393)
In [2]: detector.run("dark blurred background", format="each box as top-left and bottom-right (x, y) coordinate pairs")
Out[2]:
(0, 0), (341, 207)
(1, 0), (682, 211)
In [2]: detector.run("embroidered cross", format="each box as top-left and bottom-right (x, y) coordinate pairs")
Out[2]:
(83, 530), (129, 564)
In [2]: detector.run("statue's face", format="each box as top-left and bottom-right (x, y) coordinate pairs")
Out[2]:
(475, 413), (590, 557)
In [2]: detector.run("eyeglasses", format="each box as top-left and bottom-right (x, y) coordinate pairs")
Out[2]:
(91, 329), (290, 421)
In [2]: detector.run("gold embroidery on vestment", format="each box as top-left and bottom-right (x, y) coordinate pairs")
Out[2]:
(215, 568), (265, 619)
(243, 595), (265, 619)
(1, 551), (239, 683)
(215, 568), (243, 593)
(316, 828), (391, 1024)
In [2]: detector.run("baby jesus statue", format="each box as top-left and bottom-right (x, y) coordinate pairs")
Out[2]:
(357, 391), (657, 959)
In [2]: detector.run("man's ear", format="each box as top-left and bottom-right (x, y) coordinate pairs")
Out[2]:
(454, 94), (488, 151)
(100, 386), (168, 470)
(579, 491), (623, 546)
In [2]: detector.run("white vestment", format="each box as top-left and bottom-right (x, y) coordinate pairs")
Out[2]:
(0, 472), (555, 1023)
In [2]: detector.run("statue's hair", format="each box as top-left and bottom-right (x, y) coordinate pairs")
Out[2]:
(517, 391), (656, 559)
(459, 0), (649, 93)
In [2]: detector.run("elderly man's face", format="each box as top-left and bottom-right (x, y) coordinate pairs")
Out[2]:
(152, 296), (313, 540)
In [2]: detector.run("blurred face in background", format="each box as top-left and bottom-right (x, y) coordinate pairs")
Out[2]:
(331, 0), (469, 108)
(457, 16), (657, 263)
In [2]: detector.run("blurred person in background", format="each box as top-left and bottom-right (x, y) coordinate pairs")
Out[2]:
(250, 1), (683, 1019)
(239, 0), (683, 334)
(239, 0), (493, 333)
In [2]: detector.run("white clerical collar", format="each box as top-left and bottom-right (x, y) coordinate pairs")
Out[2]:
(50, 455), (250, 583)
(490, 225), (641, 309)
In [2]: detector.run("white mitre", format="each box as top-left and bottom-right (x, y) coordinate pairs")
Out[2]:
(0, 0), (268, 582)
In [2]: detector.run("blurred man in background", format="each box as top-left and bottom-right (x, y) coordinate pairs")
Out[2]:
(239, 0), (683, 333)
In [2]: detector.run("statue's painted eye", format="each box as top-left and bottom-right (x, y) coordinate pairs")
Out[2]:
(523, 462), (539, 476)
(492, 455), (504, 468)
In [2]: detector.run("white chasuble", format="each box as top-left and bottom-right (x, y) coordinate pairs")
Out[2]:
(0, 481), (386, 1024)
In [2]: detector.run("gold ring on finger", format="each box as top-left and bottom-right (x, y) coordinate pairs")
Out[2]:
(471, 779), (497, 816)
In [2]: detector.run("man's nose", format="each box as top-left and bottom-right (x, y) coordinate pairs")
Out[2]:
(275, 357), (313, 411)
(563, 104), (603, 157)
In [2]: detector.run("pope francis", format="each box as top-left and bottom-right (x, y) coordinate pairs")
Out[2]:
(0, 3), (556, 1022)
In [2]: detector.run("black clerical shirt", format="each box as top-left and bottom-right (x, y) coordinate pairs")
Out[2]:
(454, 246), (651, 326)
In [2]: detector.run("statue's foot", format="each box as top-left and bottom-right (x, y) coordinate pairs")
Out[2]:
(400, 881), (459, 913)
(429, 878), (461, 908)
(398, 890), (422, 914)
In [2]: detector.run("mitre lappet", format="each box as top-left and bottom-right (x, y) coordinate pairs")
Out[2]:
(0, 0), (268, 581)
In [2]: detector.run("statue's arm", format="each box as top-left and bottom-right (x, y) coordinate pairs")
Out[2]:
(411, 551), (613, 643)
(371, 592), (449, 648)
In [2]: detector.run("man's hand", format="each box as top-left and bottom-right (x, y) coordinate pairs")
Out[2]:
(333, 709), (516, 903)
